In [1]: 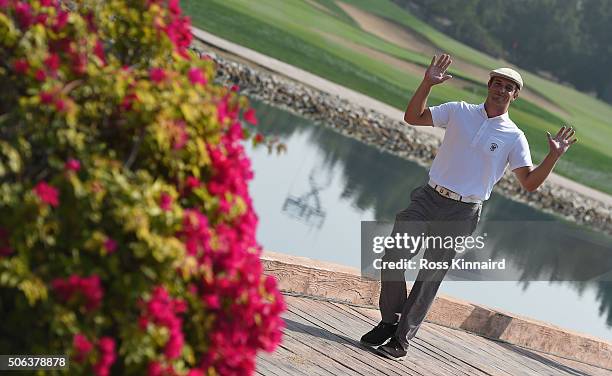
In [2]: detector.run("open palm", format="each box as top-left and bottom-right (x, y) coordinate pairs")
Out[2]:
(424, 54), (453, 85)
(547, 126), (577, 157)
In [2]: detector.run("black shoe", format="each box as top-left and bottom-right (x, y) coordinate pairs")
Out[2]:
(360, 321), (398, 347)
(376, 337), (407, 361)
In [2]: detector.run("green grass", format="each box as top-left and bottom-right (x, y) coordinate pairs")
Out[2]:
(183, 0), (612, 194)
(313, 0), (358, 26)
(182, 0), (461, 106)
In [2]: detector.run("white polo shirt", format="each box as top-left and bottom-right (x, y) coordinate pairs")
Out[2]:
(428, 101), (532, 201)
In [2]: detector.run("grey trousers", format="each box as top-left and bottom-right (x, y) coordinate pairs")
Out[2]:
(379, 184), (481, 348)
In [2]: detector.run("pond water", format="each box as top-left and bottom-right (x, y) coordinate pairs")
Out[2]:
(245, 99), (612, 342)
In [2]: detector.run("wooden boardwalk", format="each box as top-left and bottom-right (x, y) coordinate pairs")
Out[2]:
(257, 294), (612, 376)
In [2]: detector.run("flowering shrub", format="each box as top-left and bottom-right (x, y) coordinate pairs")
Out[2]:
(0, 1), (284, 375)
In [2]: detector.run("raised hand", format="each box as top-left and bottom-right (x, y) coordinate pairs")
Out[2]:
(547, 126), (577, 158)
(424, 54), (453, 86)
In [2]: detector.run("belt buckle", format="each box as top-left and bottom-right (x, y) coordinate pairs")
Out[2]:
(438, 186), (457, 200)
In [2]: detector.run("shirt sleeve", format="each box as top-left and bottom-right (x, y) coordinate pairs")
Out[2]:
(429, 101), (459, 129)
(508, 133), (533, 170)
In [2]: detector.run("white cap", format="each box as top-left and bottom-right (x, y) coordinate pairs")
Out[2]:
(490, 68), (523, 90)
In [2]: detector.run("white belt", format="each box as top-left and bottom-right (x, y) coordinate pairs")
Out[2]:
(428, 180), (482, 204)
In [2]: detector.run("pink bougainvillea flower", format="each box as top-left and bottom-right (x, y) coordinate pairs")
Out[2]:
(73, 333), (94, 363)
(52, 10), (69, 32)
(162, 15), (192, 54)
(254, 133), (264, 144)
(202, 294), (220, 309)
(164, 331), (183, 359)
(12, 59), (29, 74)
(120, 92), (138, 111)
(34, 13), (48, 25)
(159, 192), (173, 211)
(147, 362), (176, 376)
(264, 275), (277, 291)
(230, 84), (240, 92)
(173, 130), (188, 150)
(52, 275), (103, 311)
(180, 209), (211, 257)
(44, 53), (60, 72)
(34, 182), (59, 207)
(243, 108), (258, 125)
(185, 176), (201, 189)
(173, 298), (187, 314)
(40, 91), (54, 104)
(94, 40), (106, 64)
(34, 69), (46, 82)
(71, 53), (87, 75)
(83, 12), (96, 32)
(93, 337), (116, 376)
(54, 99), (66, 112)
(186, 369), (205, 376)
(147, 362), (163, 376)
(78, 275), (104, 310)
(149, 67), (167, 83)
(64, 158), (81, 172)
(168, 0), (181, 15)
(14, 2), (33, 28)
(103, 237), (117, 253)
(216, 100), (228, 123)
(139, 286), (185, 360)
(170, 121), (188, 150)
(187, 67), (207, 86)
(218, 198), (232, 214)
(138, 316), (148, 330)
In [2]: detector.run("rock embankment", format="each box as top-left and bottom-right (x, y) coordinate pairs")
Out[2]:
(192, 45), (612, 236)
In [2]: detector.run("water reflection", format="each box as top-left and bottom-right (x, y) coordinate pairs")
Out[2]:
(282, 168), (330, 229)
(246, 100), (612, 336)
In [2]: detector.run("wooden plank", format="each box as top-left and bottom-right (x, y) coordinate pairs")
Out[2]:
(287, 296), (450, 376)
(426, 323), (553, 374)
(525, 349), (612, 376)
(339, 302), (534, 376)
(424, 323), (578, 376)
(323, 301), (482, 376)
(416, 322), (539, 376)
(282, 306), (396, 376)
(279, 328), (364, 376)
(493, 340), (612, 376)
(259, 294), (610, 376)
(422, 329), (515, 375)
(328, 301), (504, 376)
(303, 298), (471, 376)
(257, 344), (320, 376)
(285, 298), (426, 376)
(418, 324), (531, 376)
(256, 359), (284, 376)
(282, 308), (410, 376)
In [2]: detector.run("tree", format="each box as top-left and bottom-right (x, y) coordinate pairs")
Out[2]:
(0, 0), (284, 374)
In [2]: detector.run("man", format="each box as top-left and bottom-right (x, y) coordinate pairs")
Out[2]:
(360, 54), (577, 360)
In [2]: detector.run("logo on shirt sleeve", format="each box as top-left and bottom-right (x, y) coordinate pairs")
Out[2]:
(489, 142), (498, 152)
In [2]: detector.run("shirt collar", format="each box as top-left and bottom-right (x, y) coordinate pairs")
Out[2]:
(478, 103), (510, 122)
